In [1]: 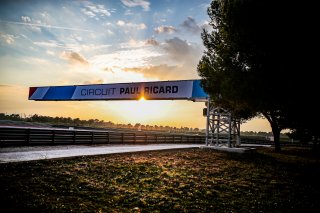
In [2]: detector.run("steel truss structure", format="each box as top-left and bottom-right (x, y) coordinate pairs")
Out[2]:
(29, 79), (241, 147)
(205, 100), (241, 147)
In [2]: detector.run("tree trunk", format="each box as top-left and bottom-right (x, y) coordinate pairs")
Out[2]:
(312, 136), (319, 153)
(272, 125), (281, 152)
(262, 112), (282, 152)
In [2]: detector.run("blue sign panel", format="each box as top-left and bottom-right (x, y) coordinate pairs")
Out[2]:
(29, 80), (208, 101)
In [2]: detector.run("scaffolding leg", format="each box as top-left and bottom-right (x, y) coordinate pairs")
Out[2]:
(205, 100), (241, 147)
(205, 100), (210, 146)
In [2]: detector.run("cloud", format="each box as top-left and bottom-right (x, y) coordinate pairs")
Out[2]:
(97, 37), (203, 80)
(34, 40), (111, 53)
(0, 84), (11, 88)
(200, 21), (212, 32)
(34, 40), (64, 48)
(20, 15), (41, 32)
(106, 29), (114, 35)
(154, 25), (177, 34)
(120, 39), (146, 48)
(21, 16), (31, 23)
(81, 2), (111, 19)
(117, 20), (147, 30)
(60, 51), (89, 65)
(181, 17), (201, 34)
(104, 67), (115, 73)
(68, 34), (82, 43)
(81, 9), (96, 18)
(117, 20), (125, 26)
(83, 79), (104, 84)
(162, 37), (203, 61)
(123, 64), (181, 80)
(22, 57), (51, 65)
(135, 23), (147, 30)
(90, 47), (162, 70)
(0, 32), (15, 44)
(121, 0), (150, 11)
(79, 44), (111, 52)
(145, 38), (159, 46)
(46, 50), (55, 56)
(163, 37), (194, 61)
(0, 20), (92, 32)
(160, 37), (204, 79)
(124, 9), (134, 16)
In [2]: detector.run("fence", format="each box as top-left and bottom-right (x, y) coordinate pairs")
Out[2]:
(240, 135), (273, 145)
(0, 127), (206, 147)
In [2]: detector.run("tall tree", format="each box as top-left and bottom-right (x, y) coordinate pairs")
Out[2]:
(198, 0), (318, 152)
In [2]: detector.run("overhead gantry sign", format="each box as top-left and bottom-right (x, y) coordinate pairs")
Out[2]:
(28, 79), (208, 102)
(28, 79), (240, 147)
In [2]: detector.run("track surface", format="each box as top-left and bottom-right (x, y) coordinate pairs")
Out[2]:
(0, 144), (201, 163)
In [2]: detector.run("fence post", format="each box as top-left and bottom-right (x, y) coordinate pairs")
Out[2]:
(91, 132), (94, 144)
(0, 129), (2, 146)
(26, 129), (31, 145)
(121, 133), (124, 144)
(73, 131), (76, 144)
(51, 130), (55, 144)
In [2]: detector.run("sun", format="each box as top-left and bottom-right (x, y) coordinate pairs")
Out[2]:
(107, 99), (174, 124)
(139, 96), (146, 101)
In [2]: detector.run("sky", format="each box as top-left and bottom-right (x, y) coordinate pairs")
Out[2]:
(0, 0), (271, 132)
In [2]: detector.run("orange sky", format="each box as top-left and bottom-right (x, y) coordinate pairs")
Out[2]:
(0, 84), (271, 132)
(0, 0), (272, 132)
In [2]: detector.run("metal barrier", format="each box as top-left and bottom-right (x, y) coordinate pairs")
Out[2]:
(0, 127), (205, 147)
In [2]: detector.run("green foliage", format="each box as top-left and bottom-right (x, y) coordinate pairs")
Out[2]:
(198, 0), (318, 150)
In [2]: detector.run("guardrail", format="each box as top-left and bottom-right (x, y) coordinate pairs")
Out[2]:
(240, 136), (273, 145)
(0, 127), (205, 147)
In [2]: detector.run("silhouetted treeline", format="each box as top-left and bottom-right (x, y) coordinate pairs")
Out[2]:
(0, 113), (204, 134)
(0, 113), (290, 138)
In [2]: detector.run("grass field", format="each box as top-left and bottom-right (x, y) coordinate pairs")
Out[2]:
(1, 146), (320, 212)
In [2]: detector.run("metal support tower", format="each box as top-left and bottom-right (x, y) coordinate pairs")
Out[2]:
(205, 100), (241, 147)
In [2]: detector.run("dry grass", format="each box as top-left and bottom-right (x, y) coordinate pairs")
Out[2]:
(1, 147), (320, 212)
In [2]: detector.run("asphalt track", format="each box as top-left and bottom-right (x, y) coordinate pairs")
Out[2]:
(0, 144), (201, 163)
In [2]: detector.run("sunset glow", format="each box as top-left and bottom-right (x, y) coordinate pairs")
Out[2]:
(139, 96), (146, 101)
(0, 0), (271, 132)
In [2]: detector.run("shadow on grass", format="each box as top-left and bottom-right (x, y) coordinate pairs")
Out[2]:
(1, 147), (320, 212)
